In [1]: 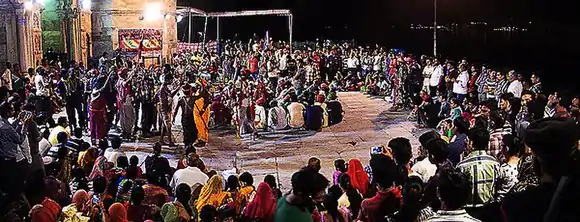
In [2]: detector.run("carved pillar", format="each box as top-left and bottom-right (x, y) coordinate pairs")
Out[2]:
(91, 0), (113, 59)
(16, 8), (28, 72)
(79, 10), (91, 65)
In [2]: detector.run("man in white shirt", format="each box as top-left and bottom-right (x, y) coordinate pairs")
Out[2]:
(507, 70), (523, 98)
(1, 62), (12, 91)
(287, 100), (306, 129)
(346, 53), (359, 76)
(422, 59), (434, 94)
(453, 65), (469, 103)
(429, 59), (444, 97)
(170, 153), (209, 190)
(103, 136), (126, 167)
(98, 52), (108, 69)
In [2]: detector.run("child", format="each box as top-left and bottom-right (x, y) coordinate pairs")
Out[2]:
(333, 159), (347, 185)
(129, 156), (143, 178)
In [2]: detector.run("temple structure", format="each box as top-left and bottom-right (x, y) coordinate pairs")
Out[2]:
(0, 0), (43, 72)
(0, 0), (177, 72)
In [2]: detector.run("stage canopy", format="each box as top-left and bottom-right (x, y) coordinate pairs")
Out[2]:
(175, 7), (293, 51)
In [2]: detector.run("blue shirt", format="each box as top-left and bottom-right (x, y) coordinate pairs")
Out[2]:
(0, 117), (25, 159)
(447, 133), (468, 166)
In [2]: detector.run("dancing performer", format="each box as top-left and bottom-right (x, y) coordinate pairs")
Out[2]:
(193, 80), (211, 147)
(156, 73), (180, 146)
(177, 84), (198, 146)
(116, 68), (135, 140)
(89, 71), (111, 143)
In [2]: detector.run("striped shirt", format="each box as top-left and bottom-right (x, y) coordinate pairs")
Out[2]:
(495, 80), (509, 96)
(424, 209), (481, 222)
(488, 127), (512, 162)
(484, 79), (497, 98)
(456, 150), (502, 208)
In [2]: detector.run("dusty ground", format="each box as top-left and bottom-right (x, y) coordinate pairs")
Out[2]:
(69, 92), (424, 190)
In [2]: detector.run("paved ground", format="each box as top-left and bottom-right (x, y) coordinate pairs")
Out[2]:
(69, 92), (423, 190)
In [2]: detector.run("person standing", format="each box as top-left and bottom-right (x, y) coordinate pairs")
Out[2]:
(193, 81), (211, 147)
(116, 68), (136, 140)
(507, 70), (523, 98)
(429, 59), (444, 97)
(475, 65), (489, 102)
(65, 61), (85, 132)
(453, 64), (469, 104)
(140, 77), (155, 138)
(178, 84), (198, 146)
(156, 73), (180, 146)
(89, 74), (110, 143)
(1, 62), (13, 91)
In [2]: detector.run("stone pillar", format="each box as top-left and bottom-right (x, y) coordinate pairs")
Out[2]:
(91, 0), (113, 60)
(16, 8), (27, 72)
(162, 0), (176, 62)
(79, 10), (91, 65)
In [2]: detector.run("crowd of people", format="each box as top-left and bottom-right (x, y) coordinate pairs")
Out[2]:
(0, 36), (579, 222)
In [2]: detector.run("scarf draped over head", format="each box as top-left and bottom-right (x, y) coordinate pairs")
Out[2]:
(347, 159), (370, 196)
(72, 190), (90, 212)
(243, 182), (276, 221)
(234, 185), (255, 214)
(108, 202), (128, 222)
(161, 201), (190, 222)
(196, 175), (229, 211)
(89, 156), (107, 180)
(30, 198), (61, 222)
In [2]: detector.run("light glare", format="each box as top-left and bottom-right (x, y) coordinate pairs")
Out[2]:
(144, 3), (163, 21)
(82, 0), (91, 10)
(24, 1), (33, 10)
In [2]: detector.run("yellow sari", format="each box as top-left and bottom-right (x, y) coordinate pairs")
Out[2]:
(196, 175), (231, 211)
(194, 97), (210, 143)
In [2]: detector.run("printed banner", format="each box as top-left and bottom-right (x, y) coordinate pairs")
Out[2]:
(177, 41), (218, 51)
(118, 29), (163, 52)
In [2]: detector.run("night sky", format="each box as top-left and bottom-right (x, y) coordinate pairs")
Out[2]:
(178, 0), (580, 26)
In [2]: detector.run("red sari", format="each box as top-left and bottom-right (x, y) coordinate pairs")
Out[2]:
(90, 96), (108, 140)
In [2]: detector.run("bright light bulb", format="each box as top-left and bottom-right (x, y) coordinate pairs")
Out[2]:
(24, 1), (33, 10)
(176, 15), (183, 22)
(143, 3), (163, 21)
(82, 0), (91, 10)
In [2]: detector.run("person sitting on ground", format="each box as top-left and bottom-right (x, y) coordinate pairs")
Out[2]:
(43, 131), (69, 165)
(357, 155), (402, 222)
(424, 168), (480, 222)
(268, 100), (289, 131)
(501, 118), (580, 222)
(48, 117), (70, 146)
(274, 168), (329, 222)
(333, 159), (347, 185)
(305, 99), (324, 131)
(103, 135), (126, 167)
(129, 155), (143, 178)
(307, 156), (322, 172)
(64, 128), (84, 165)
(69, 166), (91, 196)
(287, 95), (306, 129)
(126, 186), (156, 222)
(144, 142), (172, 181)
(264, 174), (282, 200)
(337, 174), (363, 219)
(170, 153), (209, 190)
(142, 173), (171, 207)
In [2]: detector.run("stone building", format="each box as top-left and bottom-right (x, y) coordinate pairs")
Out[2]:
(1, 0), (177, 72)
(0, 0), (43, 72)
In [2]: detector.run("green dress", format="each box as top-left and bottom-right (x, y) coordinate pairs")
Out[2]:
(274, 196), (313, 222)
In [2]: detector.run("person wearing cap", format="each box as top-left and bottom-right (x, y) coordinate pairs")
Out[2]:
(501, 118), (580, 222)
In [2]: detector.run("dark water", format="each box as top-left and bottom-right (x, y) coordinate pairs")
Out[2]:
(178, 18), (579, 96)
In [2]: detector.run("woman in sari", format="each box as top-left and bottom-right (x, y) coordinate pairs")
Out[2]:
(346, 159), (370, 196)
(196, 175), (231, 212)
(234, 172), (255, 215)
(62, 190), (93, 221)
(193, 81), (211, 147)
(78, 147), (99, 174)
(90, 89), (108, 142)
(243, 182), (276, 222)
(108, 202), (128, 222)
